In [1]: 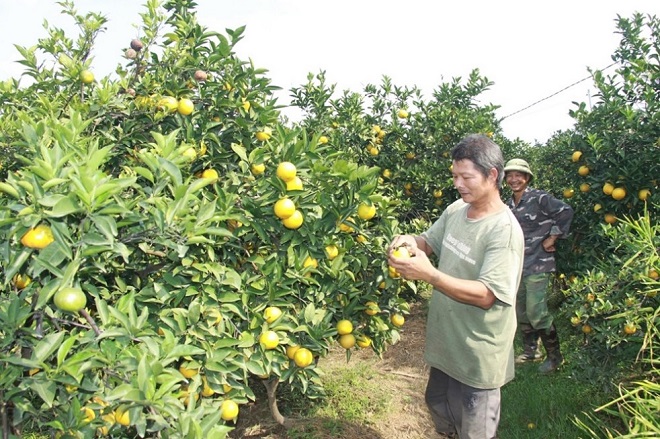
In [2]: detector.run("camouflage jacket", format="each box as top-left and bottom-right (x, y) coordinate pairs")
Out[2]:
(506, 187), (574, 275)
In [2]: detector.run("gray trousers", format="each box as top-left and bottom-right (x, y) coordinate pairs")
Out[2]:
(425, 367), (501, 439)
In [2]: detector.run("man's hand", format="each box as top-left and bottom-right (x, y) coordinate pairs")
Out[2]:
(387, 247), (436, 282)
(543, 235), (558, 252)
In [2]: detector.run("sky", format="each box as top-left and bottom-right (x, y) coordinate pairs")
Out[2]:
(1, 1), (658, 144)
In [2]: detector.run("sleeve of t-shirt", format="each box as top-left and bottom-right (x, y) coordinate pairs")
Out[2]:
(420, 211), (447, 256)
(477, 222), (523, 306)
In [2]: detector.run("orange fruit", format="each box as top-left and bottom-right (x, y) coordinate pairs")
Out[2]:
(21, 225), (54, 249)
(325, 245), (339, 260)
(177, 98), (194, 115)
(336, 320), (353, 335)
(364, 301), (380, 316)
(578, 166), (590, 176)
(303, 256), (318, 269)
(251, 163), (265, 175)
(286, 345), (300, 360)
(158, 96), (178, 113)
(179, 365), (199, 379)
(259, 331), (279, 349)
(263, 306), (282, 323)
(391, 314), (405, 327)
(286, 176), (303, 191)
(611, 187), (626, 200)
(220, 399), (239, 421)
(604, 213), (617, 224)
(318, 135), (329, 144)
(293, 348), (314, 367)
(579, 183), (590, 193)
(638, 189), (651, 201)
(356, 335), (372, 348)
(338, 334), (356, 349)
(276, 162), (297, 182)
(563, 188), (575, 199)
(602, 182), (614, 195)
(201, 169), (219, 181)
(571, 151), (582, 162)
(79, 69), (94, 84)
(273, 198), (296, 219)
(357, 203), (377, 220)
(282, 210), (303, 229)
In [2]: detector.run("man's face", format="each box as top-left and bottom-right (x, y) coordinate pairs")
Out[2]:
(505, 171), (530, 193)
(452, 159), (496, 204)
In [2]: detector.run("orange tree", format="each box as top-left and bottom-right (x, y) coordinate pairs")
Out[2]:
(0, 1), (411, 437)
(290, 70), (523, 229)
(528, 13), (659, 388)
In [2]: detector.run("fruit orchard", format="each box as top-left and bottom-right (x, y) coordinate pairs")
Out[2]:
(0, 1), (658, 438)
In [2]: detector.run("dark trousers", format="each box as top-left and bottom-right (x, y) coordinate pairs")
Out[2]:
(425, 367), (501, 439)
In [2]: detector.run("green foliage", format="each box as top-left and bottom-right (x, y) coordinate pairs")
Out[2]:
(0, 1), (411, 437)
(290, 70), (507, 222)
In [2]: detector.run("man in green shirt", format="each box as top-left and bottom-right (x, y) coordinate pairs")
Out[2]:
(388, 134), (524, 439)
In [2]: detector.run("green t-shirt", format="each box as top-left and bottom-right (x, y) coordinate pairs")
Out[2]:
(420, 199), (524, 389)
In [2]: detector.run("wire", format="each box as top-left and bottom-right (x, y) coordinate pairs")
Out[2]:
(500, 62), (617, 120)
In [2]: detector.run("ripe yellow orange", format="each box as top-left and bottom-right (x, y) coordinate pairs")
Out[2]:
(201, 169), (219, 181)
(405, 152), (416, 160)
(382, 169), (392, 179)
(397, 108), (409, 119)
(21, 224), (54, 249)
(611, 187), (626, 200)
(13, 274), (31, 289)
(179, 365), (199, 379)
(338, 334), (356, 349)
(336, 319), (353, 335)
(357, 202), (377, 220)
(391, 314), (405, 327)
(255, 128), (272, 141)
(325, 244), (339, 260)
(582, 324), (592, 334)
(182, 147), (197, 161)
(364, 301), (380, 316)
(80, 69), (94, 84)
(404, 182), (413, 190)
(392, 246), (411, 259)
(286, 345), (300, 360)
(433, 189), (443, 198)
(201, 378), (215, 397)
(369, 146), (380, 156)
(602, 182), (614, 195)
(263, 306), (282, 323)
(388, 265), (400, 279)
(604, 213), (617, 224)
(286, 176), (303, 191)
(282, 210), (304, 229)
(638, 189), (651, 201)
(259, 331), (279, 349)
(276, 162), (297, 182)
(303, 256), (318, 269)
(579, 183), (590, 193)
(356, 234), (367, 244)
(251, 163), (265, 175)
(273, 198), (296, 219)
(563, 188), (575, 199)
(338, 218), (355, 233)
(594, 203), (602, 212)
(356, 335), (372, 348)
(623, 322), (637, 335)
(648, 269), (658, 280)
(114, 408), (130, 426)
(242, 100), (251, 111)
(293, 347), (314, 367)
(571, 151), (582, 162)
(578, 166), (590, 176)
(570, 316), (581, 326)
(81, 407), (95, 423)
(158, 96), (178, 113)
(220, 399), (239, 421)
(318, 135), (329, 144)
(222, 384), (232, 394)
(177, 98), (194, 115)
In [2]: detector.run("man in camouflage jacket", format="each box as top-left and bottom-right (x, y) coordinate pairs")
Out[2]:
(504, 159), (574, 373)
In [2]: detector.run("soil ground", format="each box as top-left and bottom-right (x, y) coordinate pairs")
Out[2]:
(230, 302), (443, 439)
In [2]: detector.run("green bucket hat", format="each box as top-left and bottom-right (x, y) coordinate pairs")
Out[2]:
(504, 158), (534, 180)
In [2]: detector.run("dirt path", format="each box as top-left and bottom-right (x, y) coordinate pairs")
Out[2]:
(232, 302), (439, 439)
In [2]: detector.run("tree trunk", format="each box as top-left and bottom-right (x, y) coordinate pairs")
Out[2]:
(262, 378), (293, 429)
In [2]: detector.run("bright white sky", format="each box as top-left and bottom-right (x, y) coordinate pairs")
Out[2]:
(1, 1), (658, 144)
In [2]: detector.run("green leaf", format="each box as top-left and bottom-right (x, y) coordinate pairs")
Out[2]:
(33, 332), (65, 363)
(29, 380), (57, 407)
(56, 335), (77, 367)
